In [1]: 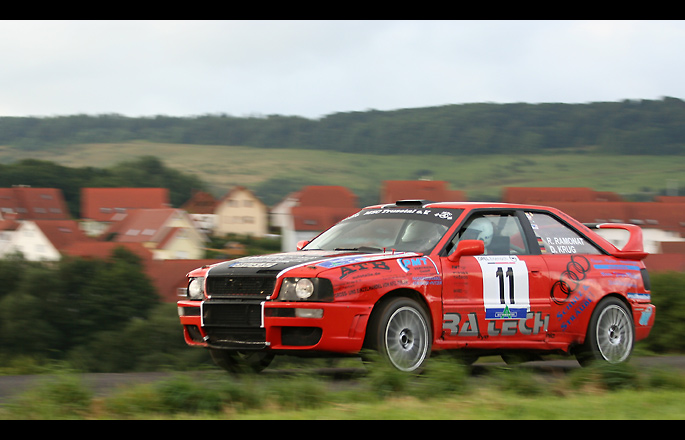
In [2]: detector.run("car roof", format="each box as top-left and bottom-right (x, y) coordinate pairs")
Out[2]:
(365, 200), (558, 212)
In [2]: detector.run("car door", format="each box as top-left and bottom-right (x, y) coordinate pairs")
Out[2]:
(440, 210), (551, 345)
(522, 210), (608, 338)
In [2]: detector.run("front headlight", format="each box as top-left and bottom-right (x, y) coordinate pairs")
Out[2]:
(187, 277), (205, 300)
(278, 278), (334, 302)
(295, 278), (314, 299)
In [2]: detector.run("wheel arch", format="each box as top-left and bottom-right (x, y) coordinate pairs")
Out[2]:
(575, 292), (634, 349)
(363, 288), (432, 349)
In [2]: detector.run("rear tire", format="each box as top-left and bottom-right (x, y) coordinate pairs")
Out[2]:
(366, 297), (432, 373)
(576, 297), (634, 366)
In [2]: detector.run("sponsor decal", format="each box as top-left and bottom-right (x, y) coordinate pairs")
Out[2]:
(229, 262), (277, 268)
(443, 312), (549, 337)
(476, 255), (530, 320)
(556, 287), (593, 332)
(317, 254), (397, 269)
(397, 256), (440, 274)
(638, 306), (654, 326)
(339, 260), (391, 280)
(550, 255), (591, 305)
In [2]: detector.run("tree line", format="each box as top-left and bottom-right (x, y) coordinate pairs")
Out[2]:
(0, 156), (207, 217)
(0, 249), (208, 373)
(1, 97), (684, 156)
(0, 250), (682, 373)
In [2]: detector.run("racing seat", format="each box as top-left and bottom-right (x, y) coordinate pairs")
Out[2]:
(487, 236), (510, 255)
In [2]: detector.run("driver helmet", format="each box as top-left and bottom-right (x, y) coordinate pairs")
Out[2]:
(402, 220), (441, 242)
(467, 217), (493, 246)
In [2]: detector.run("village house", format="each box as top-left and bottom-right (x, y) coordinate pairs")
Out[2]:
(213, 186), (268, 238)
(502, 187), (685, 273)
(101, 208), (207, 260)
(274, 185), (359, 252)
(0, 216), (20, 256)
(0, 187), (82, 261)
(80, 187), (170, 236)
(0, 186), (71, 220)
(502, 187), (624, 204)
(1, 182), (683, 302)
(0, 219), (93, 261)
(180, 190), (218, 235)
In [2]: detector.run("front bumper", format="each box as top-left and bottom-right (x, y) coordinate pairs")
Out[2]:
(178, 300), (373, 354)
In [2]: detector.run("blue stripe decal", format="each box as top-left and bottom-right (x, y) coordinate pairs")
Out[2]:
(593, 264), (641, 271)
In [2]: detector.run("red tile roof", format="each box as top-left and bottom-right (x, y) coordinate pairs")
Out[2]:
(81, 188), (170, 221)
(0, 187), (71, 219)
(291, 206), (359, 231)
(381, 180), (465, 204)
(102, 208), (185, 243)
(146, 259), (219, 302)
(502, 187), (623, 203)
(654, 196), (685, 204)
(297, 186), (358, 209)
(645, 254), (685, 272)
(62, 241), (154, 262)
(31, 220), (94, 251)
(0, 218), (20, 231)
(181, 191), (217, 214)
(550, 201), (685, 236)
(661, 242), (685, 253)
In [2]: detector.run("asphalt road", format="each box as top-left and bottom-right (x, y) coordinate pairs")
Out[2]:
(0, 356), (683, 403)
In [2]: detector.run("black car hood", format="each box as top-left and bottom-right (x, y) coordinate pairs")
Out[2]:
(206, 250), (361, 277)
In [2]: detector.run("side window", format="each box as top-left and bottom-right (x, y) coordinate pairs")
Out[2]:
(525, 211), (601, 255)
(449, 213), (530, 255)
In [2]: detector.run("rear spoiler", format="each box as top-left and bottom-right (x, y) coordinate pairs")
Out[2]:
(584, 223), (648, 260)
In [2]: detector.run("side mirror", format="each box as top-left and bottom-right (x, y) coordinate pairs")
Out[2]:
(447, 239), (485, 263)
(296, 240), (309, 251)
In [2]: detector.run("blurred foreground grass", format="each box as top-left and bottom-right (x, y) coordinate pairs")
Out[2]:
(2, 357), (684, 420)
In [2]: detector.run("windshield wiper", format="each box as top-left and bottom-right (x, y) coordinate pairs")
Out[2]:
(334, 246), (384, 253)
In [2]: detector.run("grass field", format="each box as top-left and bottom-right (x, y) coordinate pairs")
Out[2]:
(2, 358), (684, 419)
(0, 142), (682, 205)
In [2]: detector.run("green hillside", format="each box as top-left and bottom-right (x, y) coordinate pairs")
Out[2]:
(0, 142), (681, 207)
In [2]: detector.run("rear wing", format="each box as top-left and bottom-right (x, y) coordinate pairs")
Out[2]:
(584, 223), (648, 260)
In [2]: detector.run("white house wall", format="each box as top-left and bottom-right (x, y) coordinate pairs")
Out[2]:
(3, 221), (60, 261)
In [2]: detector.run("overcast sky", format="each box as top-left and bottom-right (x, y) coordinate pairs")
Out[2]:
(2, 20), (684, 119)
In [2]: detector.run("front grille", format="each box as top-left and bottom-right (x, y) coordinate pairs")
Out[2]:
(202, 301), (263, 328)
(202, 301), (267, 348)
(206, 275), (276, 299)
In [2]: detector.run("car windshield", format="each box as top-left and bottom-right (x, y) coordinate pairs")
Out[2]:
(305, 207), (462, 254)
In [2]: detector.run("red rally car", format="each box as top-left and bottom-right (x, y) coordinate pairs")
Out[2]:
(177, 201), (655, 373)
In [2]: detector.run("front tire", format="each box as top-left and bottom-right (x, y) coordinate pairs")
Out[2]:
(367, 297), (432, 373)
(576, 297), (634, 366)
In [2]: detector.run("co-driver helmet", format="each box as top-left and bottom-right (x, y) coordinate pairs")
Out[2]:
(466, 217), (493, 246)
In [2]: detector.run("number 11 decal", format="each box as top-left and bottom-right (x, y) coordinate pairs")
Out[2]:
(476, 256), (530, 320)
(496, 267), (515, 304)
